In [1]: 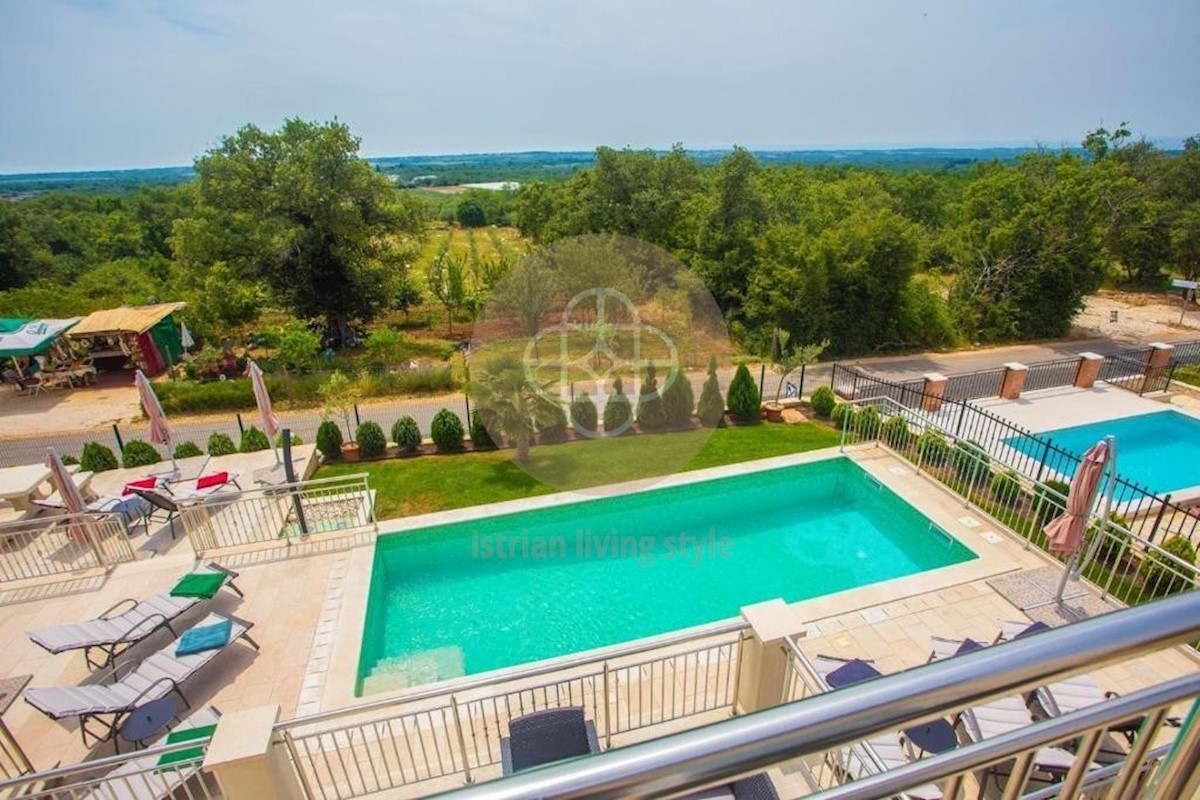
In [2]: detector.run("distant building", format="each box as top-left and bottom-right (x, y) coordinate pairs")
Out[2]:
(461, 181), (520, 191)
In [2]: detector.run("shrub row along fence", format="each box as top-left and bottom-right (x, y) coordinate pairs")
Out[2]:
(829, 364), (1200, 549)
(835, 395), (1198, 605)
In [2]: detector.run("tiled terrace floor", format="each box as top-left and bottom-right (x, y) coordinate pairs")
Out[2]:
(0, 445), (1194, 798)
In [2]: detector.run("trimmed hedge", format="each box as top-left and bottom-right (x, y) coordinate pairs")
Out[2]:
(915, 430), (950, 466)
(1139, 534), (1197, 597)
(470, 414), (496, 449)
(431, 409), (465, 452)
(602, 377), (632, 435)
(391, 416), (422, 453)
(810, 385), (836, 418)
(830, 402), (855, 430)
(662, 370), (695, 428)
(173, 441), (203, 459)
(570, 393), (599, 434)
(316, 420), (343, 460)
(121, 440), (161, 469)
(697, 358), (725, 427)
(356, 421), (387, 458)
(537, 402), (569, 442)
(207, 432), (237, 456)
(80, 442), (119, 473)
(726, 363), (760, 424)
(239, 425), (270, 453)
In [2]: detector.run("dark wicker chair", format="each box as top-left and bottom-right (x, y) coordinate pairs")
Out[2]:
(500, 707), (600, 774)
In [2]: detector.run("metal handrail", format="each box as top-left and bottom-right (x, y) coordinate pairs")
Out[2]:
(431, 591), (1200, 800)
(276, 617), (750, 731)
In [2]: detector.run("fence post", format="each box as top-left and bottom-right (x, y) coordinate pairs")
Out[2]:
(353, 403), (361, 429)
(1147, 495), (1172, 544)
(449, 695), (474, 784)
(282, 430), (309, 537)
(111, 423), (124, 453)
(797, 364), (806, 399)
(235, 413), (245, 436)
(734, 599), (806, 714)
(1035, 439), (1051, 483)
(954, 400), (967, 438)
(464, 394), (472, 429)
(203, 705), (305, 800)
(758, 364), (765, 399)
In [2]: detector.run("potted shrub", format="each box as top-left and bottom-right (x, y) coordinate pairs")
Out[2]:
(762, 331), (826, 422)
(318, 371), (362, 462)
(391, 416), (422, 455)
(356, 421), (387, 459)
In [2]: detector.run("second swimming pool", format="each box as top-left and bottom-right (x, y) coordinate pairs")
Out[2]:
(358, 456), (977, 693)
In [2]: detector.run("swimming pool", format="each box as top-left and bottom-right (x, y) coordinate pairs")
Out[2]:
(1004, 410), (1200, 494)
(358, 457), (976, 693)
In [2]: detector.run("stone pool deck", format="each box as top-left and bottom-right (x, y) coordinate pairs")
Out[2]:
(0, 444), (1194, 796)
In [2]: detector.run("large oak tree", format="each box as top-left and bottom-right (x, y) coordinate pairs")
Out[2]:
(174, 118), (421, 338)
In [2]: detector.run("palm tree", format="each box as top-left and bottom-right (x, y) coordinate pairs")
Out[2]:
(470, 357), (558, 463)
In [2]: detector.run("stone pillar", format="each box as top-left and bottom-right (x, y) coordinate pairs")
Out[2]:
(920, 373), (947, 412)
(735, 599), (808, 714)
(1074, 352), (1103, 389)
(1145, 342), (1174, 386)
(999, 362), (1028, 400)
(203, 705), (304, 800)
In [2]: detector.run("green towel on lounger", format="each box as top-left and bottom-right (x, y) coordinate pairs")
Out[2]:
(170, 571), (225, 599)
(156, 724), (217, 767)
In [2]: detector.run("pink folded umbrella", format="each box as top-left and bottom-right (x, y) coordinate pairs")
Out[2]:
(134, 370), (173, 451)
(1044, 440), (1110, 556)
(46, 447), (88, 543)
(249, 360), (280, 437)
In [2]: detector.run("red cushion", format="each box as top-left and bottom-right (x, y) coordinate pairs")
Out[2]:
(195, 471), (229, 490)
(122, 477), (158, 496)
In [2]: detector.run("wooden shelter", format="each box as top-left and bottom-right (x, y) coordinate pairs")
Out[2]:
(68, 303), (187, 376)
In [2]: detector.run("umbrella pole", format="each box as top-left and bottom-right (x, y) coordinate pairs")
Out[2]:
(1055, 434), (1117, 602)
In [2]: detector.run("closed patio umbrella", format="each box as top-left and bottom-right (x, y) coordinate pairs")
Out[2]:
(1044, 436), (1117, 601)
(46, 446), (90, 546)
(45, 447), (86, 516)
(249, 360), (281, 464)
(134, 369), (176, 472)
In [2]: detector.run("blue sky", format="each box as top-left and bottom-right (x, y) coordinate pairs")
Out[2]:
(1, 0), (1197, 173)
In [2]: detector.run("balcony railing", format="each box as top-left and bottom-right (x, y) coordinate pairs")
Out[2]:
(273, 621), (746, 799)
(0, 511), (134, 587)
(179, 473), (376, 556)
(434, 591), (1200, 800)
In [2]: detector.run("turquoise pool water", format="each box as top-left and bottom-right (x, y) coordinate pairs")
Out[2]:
(358, 457), (976, 693)
(1004, 410), (1200, 494)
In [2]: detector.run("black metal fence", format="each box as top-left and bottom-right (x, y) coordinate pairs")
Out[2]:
(833, 365), (1200, 548)
(1023, 358), (1081, 393)
(943, 367), (1006, 402)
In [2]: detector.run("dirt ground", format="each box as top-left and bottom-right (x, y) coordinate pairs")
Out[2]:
(1073, 289), (1200, 341)
(0, 371), (141, 435)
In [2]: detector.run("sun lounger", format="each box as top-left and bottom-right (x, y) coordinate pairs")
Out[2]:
(27, 564), (241, 669)
(25, 612), (257, 746)
(930, 635), (1094, 790)
(814, 655), (943, 800)
(500, 707), (600, 774)
(83, 706), (220, 800)
(168, 472), (241, 502)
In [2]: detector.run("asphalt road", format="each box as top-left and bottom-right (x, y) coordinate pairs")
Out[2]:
(1, 331), (1192, 467)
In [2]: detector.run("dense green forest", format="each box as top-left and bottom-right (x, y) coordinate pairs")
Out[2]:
(1, 120), (1197, 358)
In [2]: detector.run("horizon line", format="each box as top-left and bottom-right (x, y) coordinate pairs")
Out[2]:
(2, 136), (1192, 180)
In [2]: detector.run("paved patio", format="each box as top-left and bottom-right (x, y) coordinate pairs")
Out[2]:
(0, 444), (1193, 797)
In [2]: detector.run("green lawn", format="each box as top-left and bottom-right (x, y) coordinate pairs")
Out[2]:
(320, 422), (842, 520)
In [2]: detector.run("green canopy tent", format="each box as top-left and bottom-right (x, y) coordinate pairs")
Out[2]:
(0, 319), (81, 376)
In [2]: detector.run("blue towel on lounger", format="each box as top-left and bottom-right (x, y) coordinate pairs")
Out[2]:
(175, 619), (232, 657)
